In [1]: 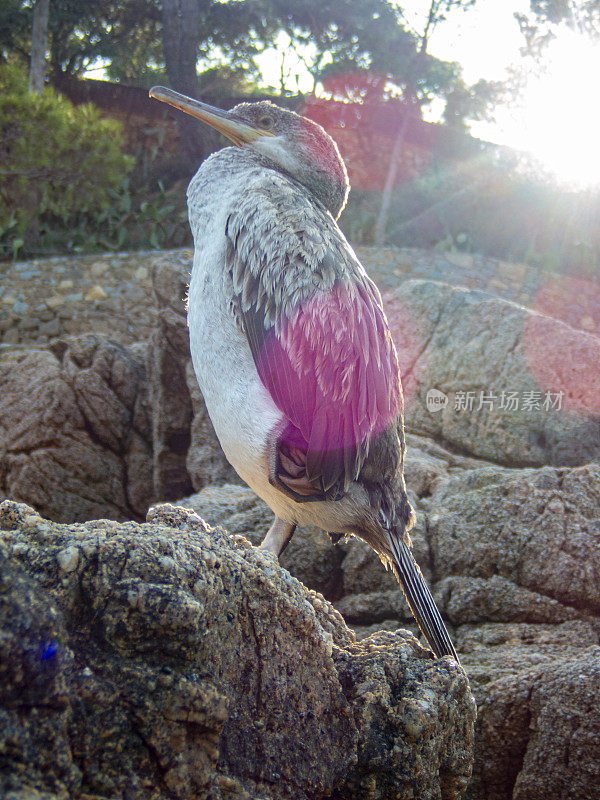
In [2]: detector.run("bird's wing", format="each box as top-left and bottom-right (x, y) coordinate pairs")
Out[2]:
(225, 175), (402, 500)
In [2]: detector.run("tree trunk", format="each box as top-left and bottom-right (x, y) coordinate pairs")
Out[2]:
(161, 0), (218, 163)
(28, 0), (50, 95)
(374, 0), (441, 246)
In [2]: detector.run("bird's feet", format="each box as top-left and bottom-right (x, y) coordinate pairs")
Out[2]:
(258, 517), (296, 558)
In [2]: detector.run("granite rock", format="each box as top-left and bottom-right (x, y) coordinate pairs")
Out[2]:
(457, 622), (600, 800)
(0, 499), (474, 800)
(425, 463), (600, 622)
(384, 280), (600, 466)
(0, 334), (153, 522)
(148, 259), (194, 501)
(175, 484), (345, 601)
(176, 458), (600, 800)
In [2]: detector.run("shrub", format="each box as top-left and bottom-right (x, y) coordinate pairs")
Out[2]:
(0, 63), (132, 259)
(62, 177), (191, 254)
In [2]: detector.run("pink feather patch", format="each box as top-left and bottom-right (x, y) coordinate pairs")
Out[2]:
(256, 281), (403, 459)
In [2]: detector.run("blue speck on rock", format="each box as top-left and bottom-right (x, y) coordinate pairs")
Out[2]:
(41, 640), (58, 661)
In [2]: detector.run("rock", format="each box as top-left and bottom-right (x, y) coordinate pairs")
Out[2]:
(38, 318), (60, 337)
(0, 499), (475, 800)
(90, 261), (109, 278)
(0, 315), (16, 333)
(579, 314), (595, 331)
(496, 260), (528, 283)
(2, 328), (19, 344)
(178, 456), (600, 639)
(177, 484), (345, 601)
(148, 260), (194, 501)
(193, 445), (600, 800)
(12, 299), (27, 315)
(335, 588), (411, 624)
(384, 280), (600, 466)
(17, 316), (39, 331)
(0, 535), (80, 798)
(439, 575), (581, 626)
(457, 623), (600, 800)
(415, 460), (600, 800)
(425, 463), (600, 623)
(84, 285), (107, 302)
(502, 649), (600, 800)
(0, 334), (153, 522)
(444, 252), (474, 270)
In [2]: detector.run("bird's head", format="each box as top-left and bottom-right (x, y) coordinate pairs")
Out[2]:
(149, 87), (349, 219)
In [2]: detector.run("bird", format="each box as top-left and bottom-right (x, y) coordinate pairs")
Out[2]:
(149, 85), (458, 662)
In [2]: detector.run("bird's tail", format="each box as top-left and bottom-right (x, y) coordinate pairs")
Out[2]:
(386, 531), (459, 663)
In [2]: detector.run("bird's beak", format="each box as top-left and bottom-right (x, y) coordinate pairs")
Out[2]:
(387, 532), (460, 662)
(149, 86), (275, 146)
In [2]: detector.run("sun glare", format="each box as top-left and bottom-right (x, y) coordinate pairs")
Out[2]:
(515, 29), (600, 188)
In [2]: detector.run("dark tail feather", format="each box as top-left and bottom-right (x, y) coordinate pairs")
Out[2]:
(387, 532), (459, 663)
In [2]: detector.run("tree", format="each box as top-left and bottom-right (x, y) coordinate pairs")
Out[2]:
(516, 0), (600, 60)
(528, 0), (600, 36)
(373, 0), (476, 245)
(2, 0), (494, 174)
(0, 1), (31, 65)
(28, 0), (48, 93)
(161, 0), (210, 158)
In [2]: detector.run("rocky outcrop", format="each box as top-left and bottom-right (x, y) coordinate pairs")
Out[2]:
(459, 622), (600, 800)
(148, 259), (194, 501)
(3, 259), (599, 514)
(0, 334), (153, 522)
(384, 280), (600, 466)
(0, 499), (474, 800)
(0, 258), (233, 523)
(426, 463), (600, 625)
(3, 253), (600, 800)
(177, 458), (600, 633)
(12, 268), (598, 524)
(178, 451), (600, 800)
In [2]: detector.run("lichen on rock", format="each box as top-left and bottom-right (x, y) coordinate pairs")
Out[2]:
(0, 499), (475, 800)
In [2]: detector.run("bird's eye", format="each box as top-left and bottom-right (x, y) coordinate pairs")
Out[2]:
(258, 115), (274, 130)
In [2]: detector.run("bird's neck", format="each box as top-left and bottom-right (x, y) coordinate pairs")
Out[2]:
(194, 146), (346, 220)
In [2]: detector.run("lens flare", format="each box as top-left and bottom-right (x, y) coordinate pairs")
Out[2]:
(512, 30), (600, 188)
(303, 72), (433, 191)
(523, 275), (600, 414)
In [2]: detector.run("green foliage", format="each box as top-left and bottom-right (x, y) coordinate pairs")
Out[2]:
(0, 64), (132, 258)
(0, 0), (31, 62)
(53, 177), (191, 255)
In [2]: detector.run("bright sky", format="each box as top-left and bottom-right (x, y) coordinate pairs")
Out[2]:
(256, 0), (600, 188)
(403, 0), (600, 188)
(399, 0), (530, 84)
